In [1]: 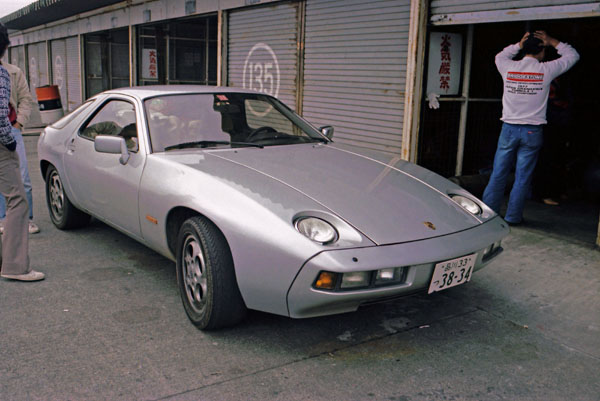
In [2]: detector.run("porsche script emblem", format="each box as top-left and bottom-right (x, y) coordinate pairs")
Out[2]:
(423, 221), (436, 230)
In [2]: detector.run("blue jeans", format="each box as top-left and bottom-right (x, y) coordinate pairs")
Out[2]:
(0, 127), (33, 220)
(483, 122), (543, 224)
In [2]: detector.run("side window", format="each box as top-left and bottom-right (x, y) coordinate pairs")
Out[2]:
(81, 99), (139, 151)
(50, 100), (94, 129)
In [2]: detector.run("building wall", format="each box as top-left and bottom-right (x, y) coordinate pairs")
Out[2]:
(5, 0), (278, 123)
(6, 0), (413, 155)
(225, 0), (412, 153)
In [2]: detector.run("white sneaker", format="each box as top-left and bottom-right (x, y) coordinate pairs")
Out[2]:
(0, 221), (39, 234)
(1, 270), (45, 281)
(28, 220), (40, 234)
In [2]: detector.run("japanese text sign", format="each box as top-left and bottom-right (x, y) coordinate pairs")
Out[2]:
(142, 48), (158, 80)
(426, 32), (462, 96)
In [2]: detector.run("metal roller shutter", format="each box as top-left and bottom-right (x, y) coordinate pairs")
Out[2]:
(430, 0), (599, 24)
(26, 42), (49, 127)
(66, 36), (83, 110)
(50, 39), (68, 113)
(227, 1), (300, 111)
(9, 46), (26, 73)
(302, 0), (410, 155)
(27, 42), (49, 90)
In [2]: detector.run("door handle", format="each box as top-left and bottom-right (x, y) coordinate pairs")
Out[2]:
(67, 137), (76, 152)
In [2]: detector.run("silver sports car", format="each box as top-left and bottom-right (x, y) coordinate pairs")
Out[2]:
(38, 86), (509, 330)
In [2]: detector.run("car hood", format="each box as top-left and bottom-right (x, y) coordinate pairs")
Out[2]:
(201, 143), (481, 245)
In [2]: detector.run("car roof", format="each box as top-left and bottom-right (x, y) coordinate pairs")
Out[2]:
(103, 85), (261, 100)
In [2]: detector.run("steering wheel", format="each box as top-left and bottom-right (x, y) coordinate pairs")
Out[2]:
(246, 126), (276, 142)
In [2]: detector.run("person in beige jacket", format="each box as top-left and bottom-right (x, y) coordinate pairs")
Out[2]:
(0, 60), (40, 234)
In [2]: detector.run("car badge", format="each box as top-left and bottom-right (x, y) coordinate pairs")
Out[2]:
(423, 221), (436, 230)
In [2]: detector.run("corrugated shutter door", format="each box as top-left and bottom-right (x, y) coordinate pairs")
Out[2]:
(26, 42), (48, 127)
(430, 0), (593, 16)
(9, 46), (26, 73)
(302, 0), (410, 155)
(66, 36), (82, 111)
(35, 42), (49, 87)
(228, 2), (299, 110)
(50, 39), (68, 113)
(8, 46), (36, 126)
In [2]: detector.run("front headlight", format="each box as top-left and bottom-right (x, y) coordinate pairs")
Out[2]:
(295, 217), (338, 244)
(450, 194), (482, 215)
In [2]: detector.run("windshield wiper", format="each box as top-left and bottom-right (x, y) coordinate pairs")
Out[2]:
(165, 140), (264, 151)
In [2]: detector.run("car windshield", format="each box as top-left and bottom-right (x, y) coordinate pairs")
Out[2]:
(144, 93), (327, 152)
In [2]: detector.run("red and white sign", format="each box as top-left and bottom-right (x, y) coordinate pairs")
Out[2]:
(426, 32), (462, 96)
(142, 48), (158, 80)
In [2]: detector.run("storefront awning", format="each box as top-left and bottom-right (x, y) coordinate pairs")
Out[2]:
(1, 0), (124, 31)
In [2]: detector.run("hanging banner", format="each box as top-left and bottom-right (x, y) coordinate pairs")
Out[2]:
(142, 48), (158, 80)
(426, 32), (462, 96)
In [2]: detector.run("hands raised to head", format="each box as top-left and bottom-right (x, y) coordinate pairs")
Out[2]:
(533, 31), (559, 48)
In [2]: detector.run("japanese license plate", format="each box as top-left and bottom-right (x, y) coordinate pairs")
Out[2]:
(427, 254), (476, 294)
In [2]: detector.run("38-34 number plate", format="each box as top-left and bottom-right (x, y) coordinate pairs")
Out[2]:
(428, 254), (475, 294)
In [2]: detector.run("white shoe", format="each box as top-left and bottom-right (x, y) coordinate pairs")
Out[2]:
(29, 221), (40, 234)
(1, 270), (45, 281)
(0, 221), (39, 234)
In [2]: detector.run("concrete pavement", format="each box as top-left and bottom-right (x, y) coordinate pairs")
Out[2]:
(0, 133), (598, 400)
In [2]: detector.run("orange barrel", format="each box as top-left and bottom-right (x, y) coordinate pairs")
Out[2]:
(35, 85), (64, 125)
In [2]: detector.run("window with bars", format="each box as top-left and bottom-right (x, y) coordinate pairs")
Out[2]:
(84, 28), (129, 98)
(137, 15), (218, 86)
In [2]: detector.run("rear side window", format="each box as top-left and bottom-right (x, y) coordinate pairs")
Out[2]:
(50, 100), (94, 129)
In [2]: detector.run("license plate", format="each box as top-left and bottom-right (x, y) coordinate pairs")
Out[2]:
(428, 254), (476, 294)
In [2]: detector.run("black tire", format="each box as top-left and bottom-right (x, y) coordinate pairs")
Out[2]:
(45, 165), (91, 230)
(176, 216), (247, 330)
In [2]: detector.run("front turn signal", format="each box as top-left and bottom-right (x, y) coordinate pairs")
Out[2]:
(314, 271), (337, 290)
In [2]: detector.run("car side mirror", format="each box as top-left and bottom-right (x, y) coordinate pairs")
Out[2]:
(94, 135), (130, 165)
(319, 125), (334, 140)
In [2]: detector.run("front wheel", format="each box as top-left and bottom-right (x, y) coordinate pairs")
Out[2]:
(45, 165), (91, 230)
(176, 216), (247, 330)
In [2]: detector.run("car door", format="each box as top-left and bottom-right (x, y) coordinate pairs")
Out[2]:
(63, 96), (145, 238)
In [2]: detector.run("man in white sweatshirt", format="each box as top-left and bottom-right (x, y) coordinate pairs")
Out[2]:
(482, 31), (579, 225)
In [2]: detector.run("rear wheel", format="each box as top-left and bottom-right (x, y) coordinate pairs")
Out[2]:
(45, 165), (91, 229)
(176, 216), (247, 330)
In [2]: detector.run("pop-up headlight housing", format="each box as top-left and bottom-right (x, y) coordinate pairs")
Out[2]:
(449, 194), (482, 216)
(295, 217), (338, 244)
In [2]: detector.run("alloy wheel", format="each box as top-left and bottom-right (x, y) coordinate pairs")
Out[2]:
(182, 234), (208, 314)
(49, 171), (65, 221)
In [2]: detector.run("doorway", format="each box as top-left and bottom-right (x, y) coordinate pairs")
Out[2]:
(418, 17), (600, 246)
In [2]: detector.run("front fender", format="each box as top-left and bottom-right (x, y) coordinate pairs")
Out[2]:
(138, 152), (372, 316)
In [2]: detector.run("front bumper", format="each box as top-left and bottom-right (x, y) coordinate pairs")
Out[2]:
(286, 216), (509, 318)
